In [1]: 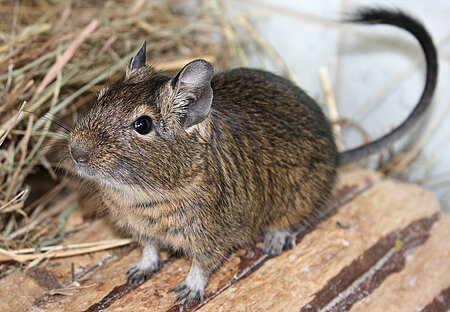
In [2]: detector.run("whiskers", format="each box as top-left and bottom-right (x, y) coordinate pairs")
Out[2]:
(10, 108), (73, 136)
(35, 110), (73, 134)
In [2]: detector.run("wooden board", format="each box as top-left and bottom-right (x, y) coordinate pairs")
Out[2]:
(0, 168), (448, 312)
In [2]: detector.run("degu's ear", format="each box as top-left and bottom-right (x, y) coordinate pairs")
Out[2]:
(126, 41), (146, 79)
(171, 59), (214, 128)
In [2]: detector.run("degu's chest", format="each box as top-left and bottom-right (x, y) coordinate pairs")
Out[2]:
(101, 188), (191, 249)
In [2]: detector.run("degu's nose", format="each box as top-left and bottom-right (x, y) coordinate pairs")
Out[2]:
(70, 146), (90, 164)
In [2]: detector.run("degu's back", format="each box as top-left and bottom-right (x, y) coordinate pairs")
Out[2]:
(208, 67), (338, 232)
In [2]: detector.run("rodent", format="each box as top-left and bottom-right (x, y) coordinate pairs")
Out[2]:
(67, 7), (437, 306)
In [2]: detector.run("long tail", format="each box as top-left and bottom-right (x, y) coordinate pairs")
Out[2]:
(338, 7), (438, 166)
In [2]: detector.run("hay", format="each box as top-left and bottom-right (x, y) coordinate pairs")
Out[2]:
(0, 0), (251, 270)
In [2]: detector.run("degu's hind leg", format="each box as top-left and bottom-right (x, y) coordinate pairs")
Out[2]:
(262, 228), (296, 256)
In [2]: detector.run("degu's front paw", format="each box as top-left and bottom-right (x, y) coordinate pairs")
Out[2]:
(127, 243), (160, 285)
(126, 263), (157, 285)
(169, 283), (204, 307)
(168, 263), (209, 306)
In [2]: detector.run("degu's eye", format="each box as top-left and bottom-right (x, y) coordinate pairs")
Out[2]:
(133, 116), (152, 135)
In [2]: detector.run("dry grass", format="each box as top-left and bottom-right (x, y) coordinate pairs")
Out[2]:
(0, 0), (255, 271)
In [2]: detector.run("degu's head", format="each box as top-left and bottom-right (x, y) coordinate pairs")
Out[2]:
(68, 42), (214, 191)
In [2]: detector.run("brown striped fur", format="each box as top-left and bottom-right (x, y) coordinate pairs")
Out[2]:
(69, 64), (337, 281)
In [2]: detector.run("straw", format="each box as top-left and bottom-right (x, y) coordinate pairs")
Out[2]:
(0, 0), (237, 268)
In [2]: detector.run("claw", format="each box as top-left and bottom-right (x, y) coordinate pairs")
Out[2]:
(169, 263), (208, 306)
(184, 291), (202, 306)
(126, 264), (156, 285)
(183, 290), (203, 307)
(126, 243), (160, 285)
(168, 283), (186, 294)
(169, 283), (204, 306)
(174, 288), (189, 303)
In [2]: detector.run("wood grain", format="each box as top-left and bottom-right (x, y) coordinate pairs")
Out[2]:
(0, 168), (447, 312)
(350, 214), (450, 312)
(199, 176), (440, 311)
